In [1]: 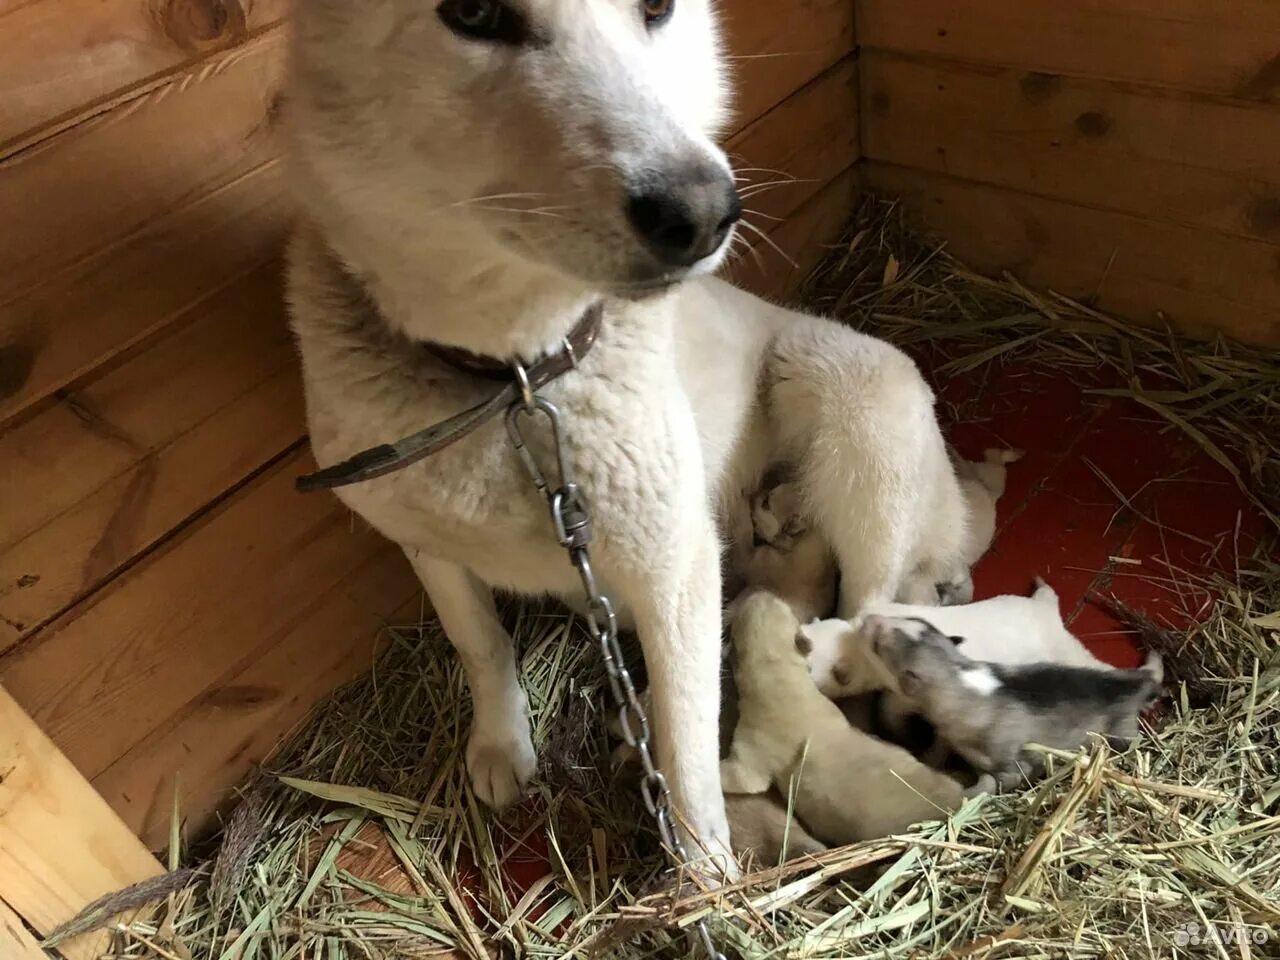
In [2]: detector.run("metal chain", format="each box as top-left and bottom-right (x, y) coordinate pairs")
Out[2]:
(505, 379), (727, 960)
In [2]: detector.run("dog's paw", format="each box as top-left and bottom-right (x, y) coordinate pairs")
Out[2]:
(466, 722), (536, 809)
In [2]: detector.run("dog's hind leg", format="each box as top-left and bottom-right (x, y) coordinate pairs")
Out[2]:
(766, 323), (954, 617)
(407, 550), (536, 809)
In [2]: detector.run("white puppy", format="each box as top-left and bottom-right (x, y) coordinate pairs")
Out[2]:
(721, 591), (985, 845)
(945, 447), (1023, 603)
(804, 577), (1109, 699)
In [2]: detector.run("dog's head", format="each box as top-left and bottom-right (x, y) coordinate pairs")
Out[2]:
(290, 0), (738, 294)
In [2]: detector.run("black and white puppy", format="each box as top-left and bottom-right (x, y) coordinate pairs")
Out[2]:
(865, 615), (1163, 789)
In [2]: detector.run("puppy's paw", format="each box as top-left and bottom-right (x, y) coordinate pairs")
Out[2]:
(965, 773), (997, 798)
(466, 718), (536, 809)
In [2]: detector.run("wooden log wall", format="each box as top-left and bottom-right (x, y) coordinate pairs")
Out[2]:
(857, 0), (1280, 347)
(0, 0), (860, 849)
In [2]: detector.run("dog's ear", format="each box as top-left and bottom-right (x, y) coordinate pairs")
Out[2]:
(794, 631), (813, 655)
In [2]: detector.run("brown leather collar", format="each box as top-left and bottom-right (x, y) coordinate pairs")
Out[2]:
(296, 302), (603, 492)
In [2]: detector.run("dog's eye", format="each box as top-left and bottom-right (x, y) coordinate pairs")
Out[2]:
(437, 0), (528, 44)
(642, 0), (675, 27)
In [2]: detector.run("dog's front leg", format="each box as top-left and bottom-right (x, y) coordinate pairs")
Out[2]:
(619, 518), (736, 881)
(406, 550), (536, 808)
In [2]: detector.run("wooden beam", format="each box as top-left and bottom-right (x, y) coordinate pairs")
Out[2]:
(0, 265), (301, 653)
(721, 0), (855, 130)
(0, 31), (287, 426)
(0, 685), (162, 960)
(0, 897), (48, 960)
(727, 57), (859, 226)
(867, 162), (1280, 347)
(0, 0), (288, 153)
(860, 50), (1280, 245)
(858, 0), (1280, 101)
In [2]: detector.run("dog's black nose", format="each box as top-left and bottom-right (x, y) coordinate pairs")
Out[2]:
(627, 167), (741, 267)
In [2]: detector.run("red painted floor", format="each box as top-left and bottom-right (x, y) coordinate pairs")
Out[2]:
(926, 352), (1263, 666)
(482, 348), (1268, 917)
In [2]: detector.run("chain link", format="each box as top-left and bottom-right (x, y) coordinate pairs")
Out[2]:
(505, 387), (727, 960)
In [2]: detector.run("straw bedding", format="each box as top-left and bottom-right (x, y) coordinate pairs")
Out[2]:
(58, 199), (1279, 960)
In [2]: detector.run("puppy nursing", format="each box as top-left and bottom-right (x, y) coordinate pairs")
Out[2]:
(721, 592), (982, 846)
(866, 615), (1162, 789)
(804, 577), (1111, 699)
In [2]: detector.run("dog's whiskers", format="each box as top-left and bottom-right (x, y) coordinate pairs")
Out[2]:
(738, 180), (809, 201)
(738, 217), (797, 268)
(731, 165), (796, 181)
(741, 207), (785, 223)
(473, 204), (569, 220)
(726, 227), (766, 273)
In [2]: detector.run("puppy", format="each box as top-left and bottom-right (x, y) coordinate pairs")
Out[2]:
(803, 577), (1109, 699)
(721, 592), (987, 846)
(722, 792), (827, 867)
(946, 447), (1023, 603)
(728, 471), (837, 624)
(867, 615), (1163, 789)
(607, 695), (827, 865)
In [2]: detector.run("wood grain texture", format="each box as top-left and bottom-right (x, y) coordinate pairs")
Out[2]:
(867, 163), (1280, 347)
(0, 30), (283, 302)
(857, 0), (1280, 100)
(0, 32), (287, 426)
(727, 56), (858, 228)
(0, 898), (47, 960)
(0, 266), (300, 652)
(95, 548), (420, 847)
(861, 51), (1280, 244)
(721, 0), (855, 129)
(729, 166), (858, 301)
(0, 0), (289, 151)
(0, 448), (397, 782)
(0, 685), (162, 960)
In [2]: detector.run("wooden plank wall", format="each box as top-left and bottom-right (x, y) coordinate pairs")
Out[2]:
(0, 0), (860, 851)
(857, 0), (1280, 347)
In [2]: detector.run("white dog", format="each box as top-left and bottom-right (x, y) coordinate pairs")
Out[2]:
(284, 0), (970, 872)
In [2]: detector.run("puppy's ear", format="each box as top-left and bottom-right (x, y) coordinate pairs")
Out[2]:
(831, 660), (851, 688)
(899, 669), (923, 697)
(794, 631), (813, 655)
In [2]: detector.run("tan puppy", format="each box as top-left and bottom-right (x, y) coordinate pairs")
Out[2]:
(723, 792), (826, 867)
(728, 475), (837, 624)
(722, 592), (988, 845)
(607, 702), (826, 865)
